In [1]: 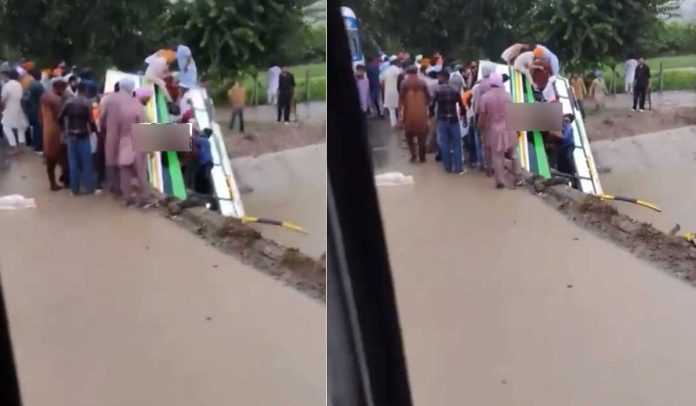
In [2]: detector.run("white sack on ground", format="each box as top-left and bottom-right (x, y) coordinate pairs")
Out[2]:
(375, 172), (415, 186)
(0, 194), (36, 210)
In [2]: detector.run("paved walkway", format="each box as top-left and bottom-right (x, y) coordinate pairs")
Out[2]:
(371, 120), (696, 405)
(0, 154), (324, 406)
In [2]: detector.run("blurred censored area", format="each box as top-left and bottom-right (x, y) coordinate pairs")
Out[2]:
(133, 123), (192, 152)
(506, 102), (562, 132)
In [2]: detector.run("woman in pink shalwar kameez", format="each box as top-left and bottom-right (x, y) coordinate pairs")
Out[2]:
(478, 72), (523, 189)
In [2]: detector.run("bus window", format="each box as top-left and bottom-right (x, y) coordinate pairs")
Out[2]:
(347, 31), (361, 60)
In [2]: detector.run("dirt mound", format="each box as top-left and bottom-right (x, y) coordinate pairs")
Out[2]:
(160, 197), (325, 302)
(223, 121), (326, 158)
(585, 106), (696, 141)
(528, 177), (696, 281)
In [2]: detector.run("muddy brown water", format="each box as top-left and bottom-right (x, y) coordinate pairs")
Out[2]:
(0, 154), (324, 405)
(369, 119), (696, 405)
(594, 126), (696, 233)
(232, 143), (326, 259)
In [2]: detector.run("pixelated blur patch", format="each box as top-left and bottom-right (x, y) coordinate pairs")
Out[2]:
(505, 102), (562, 132)
(133, 123), (192, 152)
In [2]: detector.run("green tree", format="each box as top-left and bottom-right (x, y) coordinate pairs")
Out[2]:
(524, 0), (679, 71)
(156, 0), (310, 78)
(0, 0), (165, 71)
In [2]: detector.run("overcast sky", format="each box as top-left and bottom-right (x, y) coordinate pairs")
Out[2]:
(675, 0), (696, 21)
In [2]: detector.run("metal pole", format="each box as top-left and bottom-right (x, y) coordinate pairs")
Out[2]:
(253, 76), (259, 106)
(305, 69), (310, 103)
(659, 62), (663, 93)
(612, 68), (617, 94)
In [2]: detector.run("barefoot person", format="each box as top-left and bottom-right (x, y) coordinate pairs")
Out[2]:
(478, 72), (522, 189)
(40, 78), (70, 190)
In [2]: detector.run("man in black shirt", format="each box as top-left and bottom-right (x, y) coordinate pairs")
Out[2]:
(277, 67), (295, 124)
(632, 57), (651, 112)
(429, 71), (465, 174)
(58, 82), (97, 195)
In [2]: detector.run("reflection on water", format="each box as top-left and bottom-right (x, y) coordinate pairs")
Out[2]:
(232, 143), (327, 258)
(593, 126), (696, 233)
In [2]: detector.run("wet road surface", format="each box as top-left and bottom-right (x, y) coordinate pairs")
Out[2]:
(0, 154), (324, 406)
(594, 126), (696, 233)
(369, 119), (696, 405)
(233, 143), (326, 258)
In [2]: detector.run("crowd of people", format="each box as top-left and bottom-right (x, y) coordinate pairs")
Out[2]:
(355, 44), (653, 190)
(0, 44), (220, 208)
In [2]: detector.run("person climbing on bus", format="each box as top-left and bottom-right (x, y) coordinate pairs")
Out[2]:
(501, 43), (532, 65)
(533, 45), (560, 101)
(144, 49), (174, 103)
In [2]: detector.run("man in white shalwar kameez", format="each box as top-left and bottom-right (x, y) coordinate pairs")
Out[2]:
(379, 56), (402, 129)
(1, 70), (29, 154)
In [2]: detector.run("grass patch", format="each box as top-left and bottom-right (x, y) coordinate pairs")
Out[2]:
(602, 69), (696, 92)
(210, 62), (326, 105)
(594, 55), (696, 91)
(610, 54), (696, 71)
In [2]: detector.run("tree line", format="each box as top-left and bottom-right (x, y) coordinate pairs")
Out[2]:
(343, 0), (682, 72)
(0, 0), (325, 78)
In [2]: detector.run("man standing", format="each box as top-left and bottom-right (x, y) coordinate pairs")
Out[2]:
(58, 82), (97, 196)
(175, 43), (197, 90)
(1, 69), (29, 155)
(632, 57), (651, 112)
(590, 71), (608, 112)
(227, 79), (246, 133)
(430, 70), (465, 174)
(570, 73), (587, 116)
(479, 72), (521, 189)
(24, 69), (44, 153)
(471, 62), (494, 169)
(624, 56), (638, 93)
(449, 64), (466, 94)
(40, 78), (69, 190)
(366, 56), (383, 118)
(380, 56), (402, 129)
(355, 64), (370, 116)
(267, 63), (281, 105)
(277, 67), (295, 124)
(399, 65), (430, 163)
(99, 78), (138, 195)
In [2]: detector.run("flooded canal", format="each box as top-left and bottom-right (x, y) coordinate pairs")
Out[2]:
(233, 143), (326, 258)
(594, 126), (696, 233)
